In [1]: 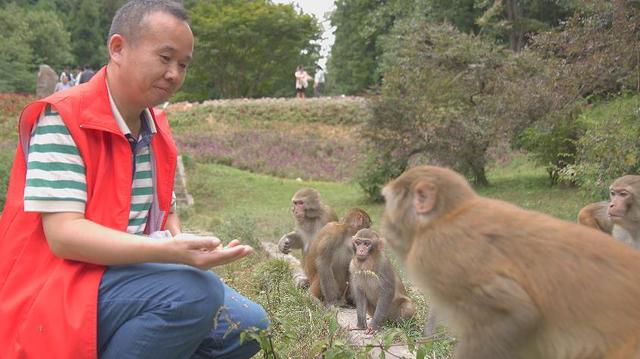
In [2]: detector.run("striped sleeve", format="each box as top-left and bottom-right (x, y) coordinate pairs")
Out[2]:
(24, 105), (87, 213)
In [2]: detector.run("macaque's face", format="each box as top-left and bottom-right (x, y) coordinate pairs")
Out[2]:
(293, 200), (306, 219)
(352, 237), (372, 260)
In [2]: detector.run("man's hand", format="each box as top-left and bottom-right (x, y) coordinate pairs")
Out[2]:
(172, 235), (254, 269)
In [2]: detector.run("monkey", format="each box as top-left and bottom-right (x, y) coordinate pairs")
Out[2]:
(577, 200), (613, 234)
(381, 165), (640, 359)
(349, 228), (415, 334)
(576, 175), (640, 250)
(278, 188), (338, 256)
(608, 175), (640, 250)
(304, 208), (372, 306)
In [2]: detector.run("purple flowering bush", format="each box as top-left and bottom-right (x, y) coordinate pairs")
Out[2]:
(168, 97), (370, 181)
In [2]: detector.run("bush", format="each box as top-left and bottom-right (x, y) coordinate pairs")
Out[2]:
(566, 95), (640, 194)
(518, 104), (585, 185)
(359, 16), (509, 199)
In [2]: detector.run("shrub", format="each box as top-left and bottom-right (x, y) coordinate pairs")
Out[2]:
(360, 16), (509, 199)
(566, 95), (640, 194)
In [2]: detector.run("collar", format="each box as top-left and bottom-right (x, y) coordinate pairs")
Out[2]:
(106, 84), (157, 137)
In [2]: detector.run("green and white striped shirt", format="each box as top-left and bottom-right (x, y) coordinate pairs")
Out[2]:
(24, 103), (176, 235)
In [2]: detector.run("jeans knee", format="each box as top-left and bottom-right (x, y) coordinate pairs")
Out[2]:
(193, 270), (225, 317)
(174, 268), (224, 334)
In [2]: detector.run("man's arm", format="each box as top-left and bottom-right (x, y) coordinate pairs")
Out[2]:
(42, 212), (253, 269)
(166, 212), (181, 236)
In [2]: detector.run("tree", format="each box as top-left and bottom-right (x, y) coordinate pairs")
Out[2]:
(358, 16), (509, 199)
(327, 0), (414, 95)
(427, 0), (575, 51)
(180, 0), (321, 100)
(69, 0), (107, 68)
(0, 3), (73, 92)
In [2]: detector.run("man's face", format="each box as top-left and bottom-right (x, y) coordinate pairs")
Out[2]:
(119, 11), (193, 108)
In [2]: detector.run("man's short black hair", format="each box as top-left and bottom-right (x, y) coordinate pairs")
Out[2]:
(108, 0), (188, 45)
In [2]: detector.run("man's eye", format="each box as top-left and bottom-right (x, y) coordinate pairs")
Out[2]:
(160, 55), (170, 62)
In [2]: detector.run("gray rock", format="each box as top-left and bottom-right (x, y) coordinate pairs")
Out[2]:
(36, 65), (58, 98)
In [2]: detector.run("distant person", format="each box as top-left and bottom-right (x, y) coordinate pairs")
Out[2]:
(54, 73), (72, 92)
(295, 64), (310, 99)
(313, 65), (325, 97)
(78, 64), (95, 84)
(60, 66), (75, 85)
(73, 66), (83, 86)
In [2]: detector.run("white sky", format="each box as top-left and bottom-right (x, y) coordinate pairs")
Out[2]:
(272, 0), (336, 68)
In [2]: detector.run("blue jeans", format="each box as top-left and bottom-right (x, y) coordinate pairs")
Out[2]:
(97, 263), (269, 359)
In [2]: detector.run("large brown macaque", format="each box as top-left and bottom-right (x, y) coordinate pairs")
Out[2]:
(305, 208), (372, 306)
(278, 188), (338, 257)
(349, 228), (415, 334)
(381, 165), (640, 359)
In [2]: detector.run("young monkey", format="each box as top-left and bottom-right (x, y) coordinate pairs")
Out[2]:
(349, 228), (416, 334)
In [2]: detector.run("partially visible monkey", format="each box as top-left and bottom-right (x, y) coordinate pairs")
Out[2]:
(381, 165), (640, 359)
(577, 175), (640, 250)
(305, 208), (372, 306)
(349, 228), (415, 334)
(608, 175), (640, 250)
(577, 200), (613, 234)
(278, 188), (337, 255)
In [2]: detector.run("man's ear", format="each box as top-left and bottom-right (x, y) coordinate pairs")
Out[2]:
(108, 34), (126, 65)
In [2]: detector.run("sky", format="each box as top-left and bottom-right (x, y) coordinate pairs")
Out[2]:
(271, 0), (337, 68)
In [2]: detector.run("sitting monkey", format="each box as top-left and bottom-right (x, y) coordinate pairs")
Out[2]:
(349, 228), (415, 334)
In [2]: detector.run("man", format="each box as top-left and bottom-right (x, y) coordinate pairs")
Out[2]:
(78, 64), (96, 84)
(313, 65), (325, 97)
(0, 1), (268, 358)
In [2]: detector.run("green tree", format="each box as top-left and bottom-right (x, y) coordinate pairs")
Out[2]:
(359, 16), (509, 199)
(427, 0), (575, 51)
(180, 0), (321, 100)
(327, 0), (414, 95)
(69, 0), (106, 68)
(0, 3), (73, 92)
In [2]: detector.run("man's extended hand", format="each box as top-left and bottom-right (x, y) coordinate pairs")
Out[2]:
(172, 234), (254, 269)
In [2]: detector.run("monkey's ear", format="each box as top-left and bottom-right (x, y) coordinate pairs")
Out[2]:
(413, 180), (437, 214)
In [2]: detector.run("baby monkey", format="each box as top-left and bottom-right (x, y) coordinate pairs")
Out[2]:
(349, 228), (415, 334)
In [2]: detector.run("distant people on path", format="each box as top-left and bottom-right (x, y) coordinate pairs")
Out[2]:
(295, 64), (310, 99)
(78, 64), (96, 84)
(313, 65), (325, 97)
(54, 73), (72, 92)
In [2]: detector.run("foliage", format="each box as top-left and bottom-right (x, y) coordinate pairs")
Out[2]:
(69, 0), (107, 68)
(360, 16), (509, 199)
(566, 95), (640, 195)
(531, 0), (640, 99)
(0, 3), (73, 92)
(356, 149), (408, 202)
(518, 105), (585, 184)
(327, 0), (414, 95)
(511, 0), (640, 182)
(180, 0), (321, 100)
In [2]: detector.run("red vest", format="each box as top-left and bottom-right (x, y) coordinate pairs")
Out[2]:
(0, 67), (177, 358)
